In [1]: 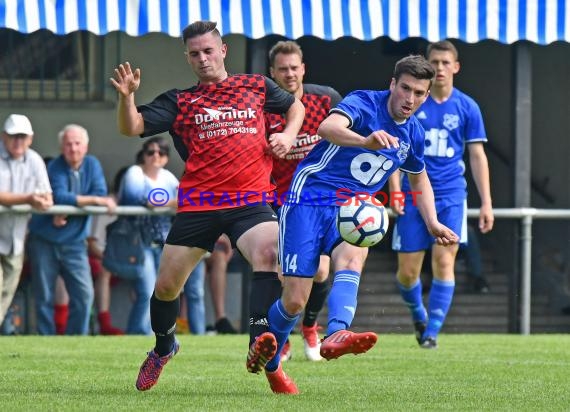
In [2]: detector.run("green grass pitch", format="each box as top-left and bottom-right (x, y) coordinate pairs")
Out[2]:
(1, 334), (569, 411)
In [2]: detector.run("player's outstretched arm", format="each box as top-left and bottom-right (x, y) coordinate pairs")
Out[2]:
(408, 171), (459, 246)
(110, 62), (145, 137)
(317, 113), (364, 147)
(318, 114), (398, 150)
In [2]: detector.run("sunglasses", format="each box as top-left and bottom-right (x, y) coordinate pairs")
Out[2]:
(145, 150), (167, 157)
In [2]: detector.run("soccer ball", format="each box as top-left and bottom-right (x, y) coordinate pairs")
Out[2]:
(337, 199), (389, 247)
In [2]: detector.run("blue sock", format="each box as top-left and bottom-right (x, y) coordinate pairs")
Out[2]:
(327, 270), (360, 336)
(425, 279), (455, 339)
(398, 278), (427, 323)
(265, 299), (299, 372)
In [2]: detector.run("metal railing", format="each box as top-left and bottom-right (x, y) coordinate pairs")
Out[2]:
(2, 204), (570, 335)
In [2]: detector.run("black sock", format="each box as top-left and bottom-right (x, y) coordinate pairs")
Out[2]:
(249, 271), (281, 346)
(303, 280), (329, 327)
(150, 292), (180, 356)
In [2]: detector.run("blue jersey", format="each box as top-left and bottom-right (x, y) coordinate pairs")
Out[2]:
(286, 90), (426, 206)
(402, 88), (486, 198)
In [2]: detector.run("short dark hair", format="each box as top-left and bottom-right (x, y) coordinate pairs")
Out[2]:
(426, 40), (459, 60)
(393, 55), (435, 85)
(268, 41), (303, 67)
(182, 21), (221, 44)
(113, 166), (129, 195)
(135, 136), (170, 165)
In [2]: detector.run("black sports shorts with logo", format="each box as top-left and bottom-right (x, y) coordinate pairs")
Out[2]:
(166, 204), (277, 252)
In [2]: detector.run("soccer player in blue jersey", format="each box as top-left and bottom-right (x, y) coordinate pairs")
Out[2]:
(390, 41), (494, 349)
(247, 55), (459, 394)
(265, 40), (344, 362)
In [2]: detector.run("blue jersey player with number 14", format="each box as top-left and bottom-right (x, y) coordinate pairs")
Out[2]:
(246, 55), (459, 395)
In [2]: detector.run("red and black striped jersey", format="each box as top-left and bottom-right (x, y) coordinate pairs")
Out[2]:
(264, 83), (341, 205)
(138, 74), (295, 211)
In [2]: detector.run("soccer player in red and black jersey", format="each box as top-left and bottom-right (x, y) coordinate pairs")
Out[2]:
(264, 41), (355, 366)
(111, 21), (304, 393)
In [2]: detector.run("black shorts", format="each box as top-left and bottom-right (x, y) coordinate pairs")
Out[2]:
(166, 204), (278, 252)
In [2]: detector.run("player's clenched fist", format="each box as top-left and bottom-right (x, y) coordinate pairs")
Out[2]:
(268, 133), (295, 159)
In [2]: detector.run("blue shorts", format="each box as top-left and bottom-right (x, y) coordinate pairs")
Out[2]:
(278, 204), (342, 277)
(392, 198), (467, 252)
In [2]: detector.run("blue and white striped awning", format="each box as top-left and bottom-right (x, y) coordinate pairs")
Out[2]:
(0, 0), (568, 45)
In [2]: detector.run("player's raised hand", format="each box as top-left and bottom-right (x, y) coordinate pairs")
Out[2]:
(364, 130), (399, 151)
(110, 62), (141, 96)
(268, 132), (295, 159)
(427, 222), (459, 246)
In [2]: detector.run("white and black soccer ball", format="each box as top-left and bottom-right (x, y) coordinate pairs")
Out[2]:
(337, 199), (389, 247)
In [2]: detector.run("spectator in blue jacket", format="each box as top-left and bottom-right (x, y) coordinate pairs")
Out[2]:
(28, 124), (116, 335)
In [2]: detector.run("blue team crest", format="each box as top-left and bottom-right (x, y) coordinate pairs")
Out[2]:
(396, 141), (410, 161)
(443, 113), (460, 131)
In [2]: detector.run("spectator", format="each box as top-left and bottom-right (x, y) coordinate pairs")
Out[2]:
(181, 259), (207, 334)
(206, 235), (238, 334)
(86, 165), (129, 334)
(0, 114), (53, 327)
(53, 276), (69, 334)
(117, 136), (179, 335)
(53, 166), (128, 335)
(178, 238), (235, 336)
(179, 238), (234, 335)
(28, 124), (116, 335)
(87, 215), (125, 335)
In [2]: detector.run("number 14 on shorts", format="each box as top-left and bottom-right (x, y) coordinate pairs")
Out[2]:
(284, 254), (298, 272)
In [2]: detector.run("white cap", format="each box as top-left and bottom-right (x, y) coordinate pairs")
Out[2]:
(4, 114), (34, 136)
